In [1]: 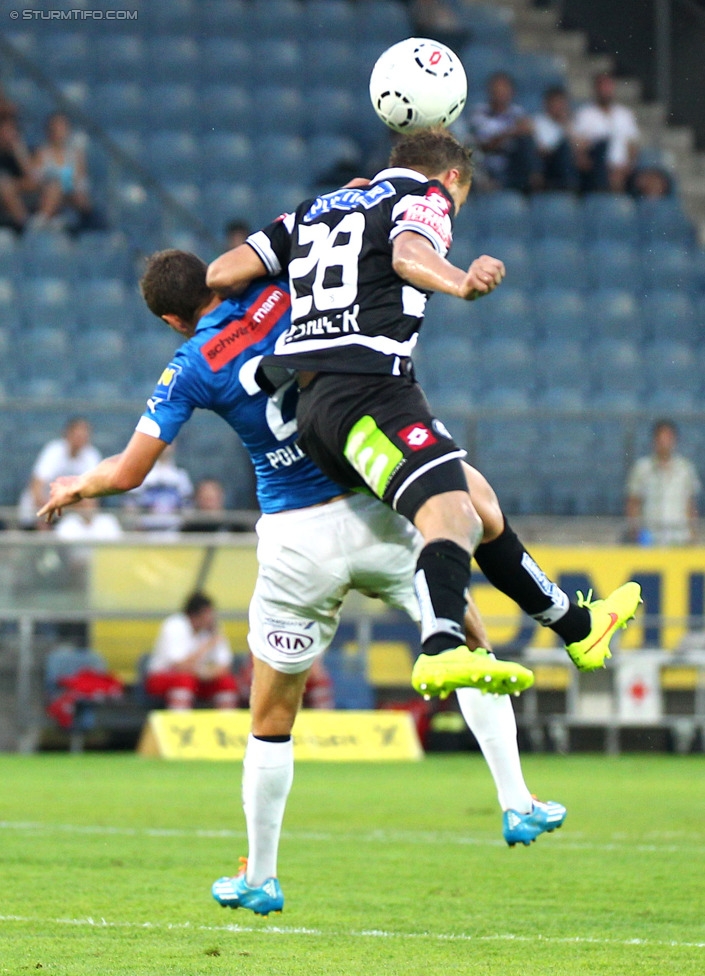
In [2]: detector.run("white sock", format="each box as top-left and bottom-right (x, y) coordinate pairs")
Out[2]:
(242, 734), (294, 887)
(456, 688), (533, 814)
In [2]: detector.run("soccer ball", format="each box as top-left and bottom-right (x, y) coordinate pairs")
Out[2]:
(369, 37), (467, 133)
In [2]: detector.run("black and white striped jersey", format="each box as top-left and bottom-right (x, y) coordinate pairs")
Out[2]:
(248, 167), (456, 377)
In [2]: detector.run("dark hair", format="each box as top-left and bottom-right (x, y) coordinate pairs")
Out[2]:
(224, 218), (251, 236)
(140, 249), (212, 324)
(544, 85), (567, 101)
(183, 591), (213, 617)
(388, 128), (473, 185)
(652, 418), (677, 438)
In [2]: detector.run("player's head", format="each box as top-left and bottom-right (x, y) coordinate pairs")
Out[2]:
(140, 249), (216, 336)
(388, 128), (473, 213)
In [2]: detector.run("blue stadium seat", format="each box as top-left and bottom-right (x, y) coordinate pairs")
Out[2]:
(422, 291), (478, 341)
(144, 36), (200, 84)
(254, 183), (309, 226)
(251, 86), (305, 136)
(74, 231), (133, 282)
(477, 337), (535, 393)
(353, 1), (411, 42)
(73, 329), (127, 382)
(0, 230), (18, 278)
(251, 40), (303, 86)
(141, 1), (196, 36)
(420, 336), (477, 400)
(19, 232), (77, 281)
(105, 128), (145, 164)
(643, 340), (699, 393)
(199, 0), (250, 35)
(535, 418), (596, 476)
(144, 131), (199, 182)
(130, 331), (183, 385)
(640, 243), (701, 295)
(304, 86), (358, 139)
(531, 240), (588, 291)
(86, 34), (145, 83)
(163, 182), (201, 213)
(303, 1), (357, 41)
(461, 43), (508, 91)
(307, 135), (362, 185)
(142, 83), (199, 130)
(534, 338), (587, 394)
(198, 38), (253, 86)
(201, 182), (259, 230)
(591, 288), (642, 341)
(253, 0), (305, 37)
(460, 4), (515, 48)
(15, 326), (72, 378)
(251, 135), (308, 184)
(197, 86), (254, 136)
(512, 52), (566, 96)
(475, 286), (535, 342)
(480, 386), (532, 411)
(89, 83), (144, 128)
(641, 289), (698, 343)
(482, 238), (532, 289)
(583, 193), (638, 243)
(533, 287), (588, 342)
(644, 387), (699, 413)
(301, 39), (358, 87)
(198, 131), (253, 183)
(472, 191), (530, 241)
(36, 31), (88, 76)
(529, 192), (583, 241)
(589, 338), (643, 400)
(23, 277), (73, 317)
(585, 242), (639, 291)
(535, 386), (588, 410)
(637, 197), (695, 247)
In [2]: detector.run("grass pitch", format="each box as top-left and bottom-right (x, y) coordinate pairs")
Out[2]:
(0, 752), (703, 975)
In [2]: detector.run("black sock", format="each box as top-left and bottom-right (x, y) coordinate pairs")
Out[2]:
(414, 539), (471, 656)
(253, 734), (291, 743)
(474, 519), (590, 645)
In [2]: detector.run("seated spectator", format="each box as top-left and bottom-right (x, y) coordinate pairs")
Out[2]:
(0, 113), (38, 233)
(181, 478), (233, 533)
(54, 497), (123, 577)
(122, 443), (193, 533)
(629, 165), (673, 200)
(573, 71), (640, 193)
(224, 218), (251, 251)
(18, 417), (101, 530)
(145, 591), (238, 710)
(533, 85), (585, 191)
(409, 0), (470, 49)
(469, 72), (541, 192)
(31, 112), (104, 234)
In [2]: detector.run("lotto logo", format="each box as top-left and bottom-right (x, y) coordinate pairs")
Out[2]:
(397, 423), (437, 450)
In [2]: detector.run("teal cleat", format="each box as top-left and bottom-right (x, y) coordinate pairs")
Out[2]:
(212, 859), (284, 916)
(503, 799), (567, 847)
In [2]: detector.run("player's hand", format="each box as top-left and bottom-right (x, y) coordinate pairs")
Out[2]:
(36, 476), (84, 523)
(459, 254), (505, 300)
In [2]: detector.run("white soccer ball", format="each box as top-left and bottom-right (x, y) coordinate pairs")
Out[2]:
(369, 37), (467, 133)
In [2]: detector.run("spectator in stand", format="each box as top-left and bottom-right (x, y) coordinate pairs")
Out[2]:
(145, 591), (238, 710)
(469, 71), (542, 193)
(533, 85), (585, 192)
(181, 477), (233, 533)
(236, 654), (334, 711)
(122, 443), (193, 533)
(409, 0), (470, 49)
(32, 112), (103, 233)
(54, 497), (122, 590)
(629, 165), (673, 200)
(625, 419), (700, 546)
(224, 218), (251, 251)
(573, 71), (640, 193)
(0, 112), (38, 233)
(18, 417), (101, 529)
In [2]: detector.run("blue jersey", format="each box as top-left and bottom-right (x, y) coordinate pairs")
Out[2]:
(135, 278), (345, 514)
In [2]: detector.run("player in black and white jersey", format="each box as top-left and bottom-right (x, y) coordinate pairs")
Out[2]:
(208, 128), (641, 704)
(210, 129), (533, 702)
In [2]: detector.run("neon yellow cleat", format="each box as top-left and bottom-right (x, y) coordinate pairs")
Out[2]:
(411, 646), (534, 700)
(566, 582), (642, 672)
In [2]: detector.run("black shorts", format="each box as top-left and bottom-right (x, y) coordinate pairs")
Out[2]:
(296, 372), (468, 522)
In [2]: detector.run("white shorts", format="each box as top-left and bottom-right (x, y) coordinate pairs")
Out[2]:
(249, 493), (422, 674)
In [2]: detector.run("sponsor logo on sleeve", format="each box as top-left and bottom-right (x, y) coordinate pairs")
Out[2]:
(147, 363), (182, 412)
(401, 187), (452, 249)
(201, 285), (291, 372)
(397, 423), (438, 451)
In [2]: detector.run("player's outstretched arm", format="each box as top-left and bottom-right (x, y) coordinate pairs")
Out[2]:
(392, 231), (505, 301)
(206, 243), (268, 297)
(37, 432), (167, 523)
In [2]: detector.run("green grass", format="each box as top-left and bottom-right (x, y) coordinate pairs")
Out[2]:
(0, 753), (703, 975)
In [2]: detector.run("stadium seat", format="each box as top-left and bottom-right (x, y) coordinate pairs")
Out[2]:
(482, 238), (532, 289)
(251, 135), (308, 184)
(15, 326), (72, 378)
(533, 287), (588, 342)
(302, 1), (357, 42)
(421, 336), (477, 400)
(531, 240), (588, 291)
(529, 192), (583, 241)
(475, 286), (535, 342)
(301, 39), (359, 88)
(643, 340), (699, 393)
(591, 288), (642, 341)
(0, 230), (18, 278)
(144, 131), (199, 182)
(23, 277), (73, 317)
(199, 0), (250, 35)
(197, 86), (254, 137)
(19, 232), (77, 281)
(142, 36), (200, 85)
(36, 31), (88, 77)
(142, 83), (199, 130)
(423, 290), (478, 341)
(129, 331), (183, 385)
(307, 135), (362, 186)
(304, 86), (359, 139)
(353, 1), (411, 43)
(512, 51), (566, 95)
(253, 0), (305, 38)
(460, 4), (515, 48)
(637, 197), (695, 247)
(201, 182), (259, 230)
(640, 243), (701, 296)
(472, 191), (530, 241)
(86, 34), (145, 83)
(585, 242), (639, 291)
(477, 337), (535, 393)
(254, 183), (310, 226)
(73, 329), (127, 381)
(250, 86), (305, 137)
(461, 43), (508, 91)
(197, 131), (253, 184)
(198, 38), (254, 86)
(589, 338), (644, 400)
(583, 193), (638, 243)
(534, 338), (587, 394)
(74, 232), (133, 283)
(89, 83), (144, 128)
(251, 39), (303, 86)
(641, 289), (698, 343)
(141, 1), (197, 36)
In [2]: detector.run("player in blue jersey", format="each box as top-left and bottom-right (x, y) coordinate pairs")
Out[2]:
(38, 250), (589, 913)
